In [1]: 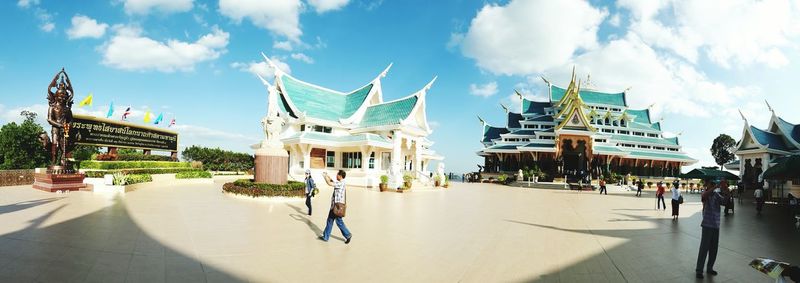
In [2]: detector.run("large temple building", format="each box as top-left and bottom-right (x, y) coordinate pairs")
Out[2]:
(477, 70), (696, 181)
(727, 107), (800, 197)
(264, 63), (442, 188)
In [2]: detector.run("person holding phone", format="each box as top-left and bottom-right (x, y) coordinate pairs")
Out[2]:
(319, 170), (352, 244)
(696, 179), (729, 279)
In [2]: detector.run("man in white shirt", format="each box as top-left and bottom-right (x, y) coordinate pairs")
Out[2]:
(319, 170), (352, 244)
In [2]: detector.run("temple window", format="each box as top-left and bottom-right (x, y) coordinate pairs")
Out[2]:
(369, 153), (375, 169)
(326, 151), (336, 167)
(313, 125), (332, 133)
(342, 152), (362, 169)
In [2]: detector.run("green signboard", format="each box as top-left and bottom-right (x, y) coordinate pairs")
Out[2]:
(69, 114), (179, 152)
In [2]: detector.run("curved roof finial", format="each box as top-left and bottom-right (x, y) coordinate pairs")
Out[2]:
(423, 76), (437, 92)
(765, 99), (775, 115)
(260, 52), (283, 75)
(623, 86), (632, 93)
(500, 103), (509, 113)
(256, 74), (272, 88)
(738, 109), (748, 124)
(477, 115), (486, 125)
(379, 63), (393, 79)
(540, 76), (550, 85)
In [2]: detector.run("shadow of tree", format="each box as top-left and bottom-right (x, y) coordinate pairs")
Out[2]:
(0, 197), (64, 214)
(0, 195), (246, 283)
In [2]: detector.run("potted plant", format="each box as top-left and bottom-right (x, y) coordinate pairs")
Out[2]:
(401, 174), (413, 191)
(433, 175), (441, 187)
(379, 175), (389, 192)
(443, 175), (449, 188)
(497, 174), (508, 185)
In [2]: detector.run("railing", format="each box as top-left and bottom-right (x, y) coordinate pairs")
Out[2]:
(415, 170), (434, 187)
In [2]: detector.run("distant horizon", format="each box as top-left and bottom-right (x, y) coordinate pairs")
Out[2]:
(2, 0), (799, 174)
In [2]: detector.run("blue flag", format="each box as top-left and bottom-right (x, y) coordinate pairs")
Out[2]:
(154, 113), (163, 124)
(106, 102), (114, 118)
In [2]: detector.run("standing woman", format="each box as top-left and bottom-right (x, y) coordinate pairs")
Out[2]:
(319, 170), (353, 244)
(304, 169), (315, 216)
(671, 181), (682, 220)
(656, 181), (666, 210)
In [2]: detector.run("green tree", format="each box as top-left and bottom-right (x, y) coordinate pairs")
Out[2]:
(72, 145), (101, 168)
(710, 134), (736, 171)
(0, 111), (49, 169)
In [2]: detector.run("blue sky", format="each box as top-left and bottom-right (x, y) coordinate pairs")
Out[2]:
(1, 0), (799, 174)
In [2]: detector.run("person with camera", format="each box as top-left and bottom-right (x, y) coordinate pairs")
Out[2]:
(696, 179), (730, 279)
(319, 170), (352, 244)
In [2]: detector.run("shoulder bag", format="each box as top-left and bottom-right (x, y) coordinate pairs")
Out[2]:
(333, 188), (346, 217)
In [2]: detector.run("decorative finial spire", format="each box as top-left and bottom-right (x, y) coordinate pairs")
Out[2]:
(515, 89), (524, 100)
(540, 76), (550, 85)
(765, 100), (774, 115)
(738, 109), (748, 123)
(647, 103), (655, 109)
(260, 52), (282, 74)
(623, 86), (632, 93)
(478, 115), (485, 125)
(500, 103), (509, 113)
(423, 76), (437, 92)
(256, 74), (272, 88)
(379, 63), (393, 79)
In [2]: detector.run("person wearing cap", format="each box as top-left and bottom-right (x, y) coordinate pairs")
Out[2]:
(304, 169), (316, 216)
(696, 179), (729, 279)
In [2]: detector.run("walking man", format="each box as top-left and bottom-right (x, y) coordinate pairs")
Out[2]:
(656, 181), (666, 210)
(636, 179), (644, 197)
(696, 180), (729, 279)
(304, 169), (315, 216)
(319, 170), (352, 244)
(599, 178), (607, 195)
(754, 186), (764, 215)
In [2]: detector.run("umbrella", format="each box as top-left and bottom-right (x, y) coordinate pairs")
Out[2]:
(679, 168), (740, 180)
(763, 155), (800, 180)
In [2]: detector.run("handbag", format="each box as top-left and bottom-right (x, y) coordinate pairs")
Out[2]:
(332, 189), (346, 217)
(678, 195), (684, 204)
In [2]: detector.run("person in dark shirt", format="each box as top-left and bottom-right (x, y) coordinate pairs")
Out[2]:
(696, 179), (730, 279)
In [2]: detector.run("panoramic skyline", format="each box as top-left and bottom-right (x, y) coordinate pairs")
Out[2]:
(2, 0), (800, 174)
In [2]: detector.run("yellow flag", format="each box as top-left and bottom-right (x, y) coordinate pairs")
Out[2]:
(143, 111), (152, 123)
(78, 93), (93, 107)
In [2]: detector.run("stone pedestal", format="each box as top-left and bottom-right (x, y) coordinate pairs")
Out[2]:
(254, 147), (289, 185)
(33, 173), (86, 192)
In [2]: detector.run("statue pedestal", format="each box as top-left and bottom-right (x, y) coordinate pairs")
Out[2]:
(254, 147), (288, 185)
(33, 172), (86, 192)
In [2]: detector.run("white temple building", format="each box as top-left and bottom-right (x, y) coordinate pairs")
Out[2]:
(255, 57), (443, 188)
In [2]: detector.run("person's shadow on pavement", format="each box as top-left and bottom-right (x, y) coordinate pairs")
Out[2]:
(287, 204), (344, 241)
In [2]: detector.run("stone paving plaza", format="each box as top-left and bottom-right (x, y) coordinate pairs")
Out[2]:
(0, 179), (798, 283)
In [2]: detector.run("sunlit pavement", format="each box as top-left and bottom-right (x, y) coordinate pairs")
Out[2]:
(0, 180), (798, 282)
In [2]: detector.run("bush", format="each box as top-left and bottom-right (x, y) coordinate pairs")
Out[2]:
(222, 179), (305, 198)
(84, 168), (196, 178)
(176, 171), (212, 179)
(498, 174), (508, 183)
(403, 174), (413, 182)
(112, 173), (152, 186)
(182, 145), (254, 172)
(80, 160), (191, 170)
(117, 153), (173, 161)
(380, 175), (389, 184)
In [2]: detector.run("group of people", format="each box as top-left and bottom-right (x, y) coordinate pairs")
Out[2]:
(303, 169), (353, 244)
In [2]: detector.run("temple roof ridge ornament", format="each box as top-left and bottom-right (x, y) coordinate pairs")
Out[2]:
(738, 109), (749, 125)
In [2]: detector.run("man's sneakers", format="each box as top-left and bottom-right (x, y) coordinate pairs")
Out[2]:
(345, 235), (352, 244)
(318, 236), (327, 242)
(695, 273), (703, 279)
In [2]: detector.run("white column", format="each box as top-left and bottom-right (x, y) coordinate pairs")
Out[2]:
(389, 131), (403, 189)
(414, 140), (422, 178)
(301, 144), (311, 170)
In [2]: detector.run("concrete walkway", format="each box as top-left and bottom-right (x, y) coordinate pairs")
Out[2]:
(0, 180), (797, 282)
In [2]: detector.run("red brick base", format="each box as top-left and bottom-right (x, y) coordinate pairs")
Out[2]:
(32, 173), (87, 192)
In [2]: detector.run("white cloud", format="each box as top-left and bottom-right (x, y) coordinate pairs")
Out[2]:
(17, 0), (39, 8)
(172, 124), (256, 142)
(99, 25), (229, 72)
(231, 57), (291, 78)
(67, 15), (109, 39)
(40, 22), (55, 32)
(620, 0), (800, 68)
(608, 14), (620, 27)
(307, 0), (350, 13)
(219, 0), (303, 42)
(469, 81), (498, 98)
(273, 40), (293, 51)
(453, 0), (607, 75)
(0, 104), (49, 126)
(122, 0), (194, 15)
(290, 53), (314, 64)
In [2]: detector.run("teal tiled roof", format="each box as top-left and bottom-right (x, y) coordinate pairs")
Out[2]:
(508, 112), (523, 128)
(522, 143), (554, 148)
(626, 109), (651, 124)
(508, 129), (538, 135)
(626, 150), (694, 161)
(611, 134), (679, 146)
(285, 132), (391, 144)
(486, 144), (519, 150)
(522, 99), (550, 115)
(280, 75), (373, 121)
(550, 85), (626, 106)
(750, 126), (792, 151)
(593, 145), (625, 153)
(483, 125), (510, 143)
(776, 117), (800, 144)
(358, 96), (419, 128)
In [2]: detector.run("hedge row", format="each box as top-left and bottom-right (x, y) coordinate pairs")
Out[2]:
(94, 153), (173, 162)
(222, 179), (305, 198)
(175, 171), (212, 179)
(123, 174), (153, 185)
(84, 168), (196, 178)
(80, 161), (191, 170)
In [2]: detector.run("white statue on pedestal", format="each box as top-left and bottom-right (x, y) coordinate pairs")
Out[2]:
(257, 74), (286, 152)
(389, 160), (403, 189)
(436, 163), (446, 185)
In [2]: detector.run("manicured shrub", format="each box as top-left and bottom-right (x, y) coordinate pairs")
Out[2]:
(83, 168), (195, 178)
(222, 179), (305, 198)
(117, 153), (173, 161)
(112, 173), (152, 186)
(175, 171), (212, 179)
(80, 161), (191, 170)
(380, 175), (389, 184)
(182, 145), (254, 172)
